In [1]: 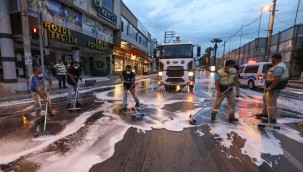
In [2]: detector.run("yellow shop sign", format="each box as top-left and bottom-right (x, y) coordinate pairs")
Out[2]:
(43, 21), (77, 44)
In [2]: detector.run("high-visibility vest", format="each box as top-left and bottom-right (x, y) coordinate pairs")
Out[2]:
(217, 68), (237, 92)
(266, 62), (289, 90)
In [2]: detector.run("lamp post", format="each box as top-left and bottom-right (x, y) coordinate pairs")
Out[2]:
(265, 0), (277, 61)
(258, 5), (271, 38)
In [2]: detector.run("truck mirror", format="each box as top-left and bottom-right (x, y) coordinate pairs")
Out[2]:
(197, 46), (201, 57)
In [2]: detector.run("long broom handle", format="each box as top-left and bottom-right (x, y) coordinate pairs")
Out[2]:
(74, 85), (79, 108)
(123, 85), (139, 113)
(44, 94), (49, 132)
(193, 85), (233, 118)
(264, 74), (271, 123)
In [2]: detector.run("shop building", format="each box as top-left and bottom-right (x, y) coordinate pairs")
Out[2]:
(150, 38), (158, 73)
(0, 0), (121, 93)
(113, 2), (152, 75)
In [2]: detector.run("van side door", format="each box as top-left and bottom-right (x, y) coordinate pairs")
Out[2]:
(243, 65), (259, 85)
(238, 66), (246, 85)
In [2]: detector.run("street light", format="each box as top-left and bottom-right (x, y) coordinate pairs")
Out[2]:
(257, 5), (271, 38)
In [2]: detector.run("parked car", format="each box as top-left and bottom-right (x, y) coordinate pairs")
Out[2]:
(238, 61), (272, 89)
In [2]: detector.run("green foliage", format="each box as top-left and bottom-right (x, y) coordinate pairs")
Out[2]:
(199, 54), (207, 66)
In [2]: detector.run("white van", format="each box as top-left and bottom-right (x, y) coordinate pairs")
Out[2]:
(238, 61), (272, 89)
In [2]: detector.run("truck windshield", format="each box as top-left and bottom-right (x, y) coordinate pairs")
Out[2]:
(160, 44), (192, 59)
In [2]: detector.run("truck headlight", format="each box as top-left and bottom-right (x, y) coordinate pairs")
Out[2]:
(188, 71), (194, 77)
(158, 71), (163, 76)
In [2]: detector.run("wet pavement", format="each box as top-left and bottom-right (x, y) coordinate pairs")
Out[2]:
(0, 71), (303, 172)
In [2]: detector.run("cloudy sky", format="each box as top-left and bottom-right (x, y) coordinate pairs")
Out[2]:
(122, 0), (303, 57)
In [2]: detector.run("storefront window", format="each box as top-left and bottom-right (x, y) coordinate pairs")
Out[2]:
(115, 59), (123, 72)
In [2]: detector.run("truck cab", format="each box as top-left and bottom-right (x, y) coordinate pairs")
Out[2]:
(157, 42), (200, 92)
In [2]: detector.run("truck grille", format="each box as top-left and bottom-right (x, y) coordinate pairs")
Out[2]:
(166, 78), (185, 82)
(166, 66), (184, 77)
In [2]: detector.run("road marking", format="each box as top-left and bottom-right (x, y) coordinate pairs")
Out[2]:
(283, 148), (303, 170)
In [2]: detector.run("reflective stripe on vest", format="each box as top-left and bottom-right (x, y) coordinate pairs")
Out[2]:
(218, 68), (237, 86)
(266, 62), (289, 90)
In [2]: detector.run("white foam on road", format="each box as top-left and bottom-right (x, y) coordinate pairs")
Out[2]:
(37, 87), (302, 171)
(31, 117), (129, 172)
(2, 76), (303, 171)
(209, 120), (284, 166)
(0, 107), (104, 164)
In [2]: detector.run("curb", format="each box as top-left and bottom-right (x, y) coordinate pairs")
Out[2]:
(0, 75), (156, 103)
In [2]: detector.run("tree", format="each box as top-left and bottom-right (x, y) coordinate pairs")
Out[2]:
(211, 38), (223, 67)
(205, 47), (214, 70)
(199, 54), (207, 66)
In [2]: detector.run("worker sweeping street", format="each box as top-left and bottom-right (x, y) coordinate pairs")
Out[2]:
(255, 53), (289, 124)
(211, 59), (239, 122)
(27, 66), (53, 132)
(67, 61), (82, 109)
(119, 65), (141, 112)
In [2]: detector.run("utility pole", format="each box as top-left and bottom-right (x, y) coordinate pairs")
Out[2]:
(164, 31), (175, 43)
(223, 41), (226, 61)
(265, 0), (277, 61)
(228, 37), (232, 58)
(257, 7), (262, 38)
(38, 12), (44, 72)
(238, 27), (243, 64)
(294, 0), (301, 25)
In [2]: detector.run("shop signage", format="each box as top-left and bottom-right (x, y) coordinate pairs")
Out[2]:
(44, 21), (78, 44)
(97, 6), (117, 26)
(87, 39), (113, 53)
(42, 21), (113, 53)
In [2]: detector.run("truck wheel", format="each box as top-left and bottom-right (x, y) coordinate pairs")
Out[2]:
(248, 80), (255, 90)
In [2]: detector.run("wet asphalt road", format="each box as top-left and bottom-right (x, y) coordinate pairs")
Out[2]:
(0, 71), (303, 172)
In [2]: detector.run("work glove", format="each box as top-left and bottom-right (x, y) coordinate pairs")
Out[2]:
(47, 86), (51, 92)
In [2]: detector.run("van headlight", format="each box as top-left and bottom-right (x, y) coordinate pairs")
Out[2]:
(158, 71), (163, 76)
(188, 71), (194, 77)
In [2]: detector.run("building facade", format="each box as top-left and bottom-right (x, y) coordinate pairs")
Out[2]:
(0, 0), (153, 93)
(221, 25), (303, 77)
(113, 2), (152, 75)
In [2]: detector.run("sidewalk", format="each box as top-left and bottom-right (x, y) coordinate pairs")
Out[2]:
(0, 74), (156, 103)
(288, 77), (303, 89)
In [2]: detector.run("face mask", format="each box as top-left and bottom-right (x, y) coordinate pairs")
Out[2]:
(126, 71), (131, 74)
(37, 73), (43, 78)
(228, 67), (235, 73)
(74, 66), (79, 69)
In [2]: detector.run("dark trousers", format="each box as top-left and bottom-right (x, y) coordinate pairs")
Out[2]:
(57, 75), (66, 89)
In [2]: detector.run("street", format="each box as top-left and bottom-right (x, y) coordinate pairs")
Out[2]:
(0, 71), (302, 172)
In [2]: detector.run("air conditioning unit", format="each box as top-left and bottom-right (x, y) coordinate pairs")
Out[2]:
(92, 0), (100, 7)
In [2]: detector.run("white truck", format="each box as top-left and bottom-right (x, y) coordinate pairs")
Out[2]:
(157, 41), (200, 92)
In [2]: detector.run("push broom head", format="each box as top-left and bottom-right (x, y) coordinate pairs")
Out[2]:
(257, 123), (280, 130)
(189, 114), (197, 125)
(131, 113), (144, 120)
(33, 131), (56, 140)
